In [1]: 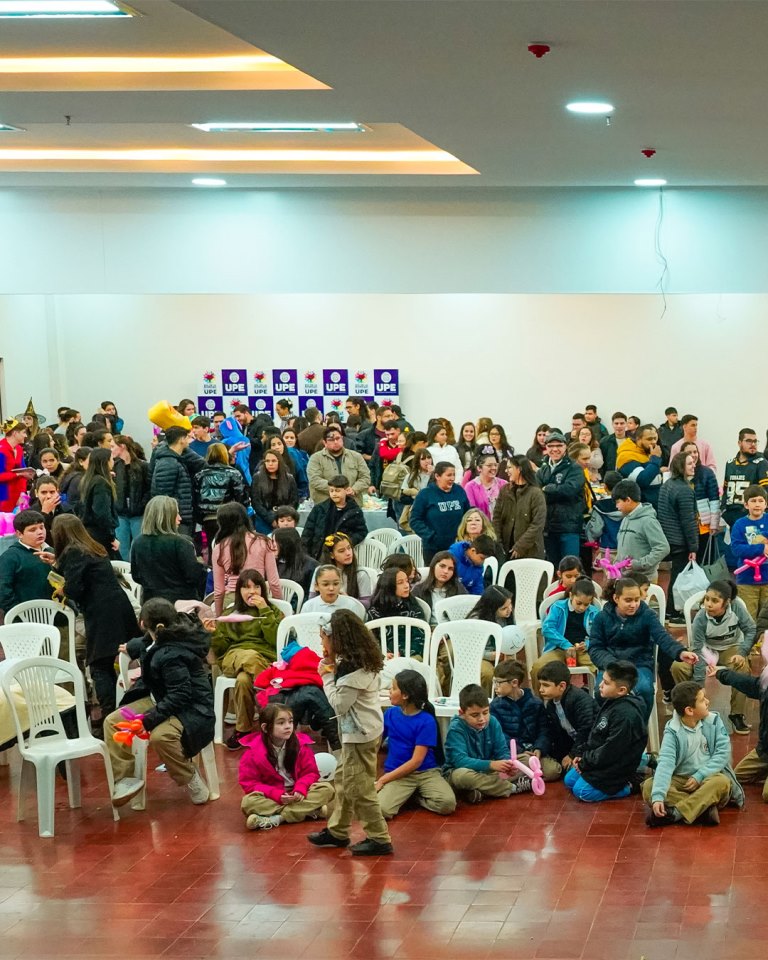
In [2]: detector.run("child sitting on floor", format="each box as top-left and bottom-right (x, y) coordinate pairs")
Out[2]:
(642, 681), (744, 827)
(490, 659), (561, 782)
(238, 702), (335, 831)
(564, 660), (647, 802)
(375, 670), (456, 818)
(712, 658), (768, 802)
(537, 660), (598, 774)
(532, 577), (599, 692)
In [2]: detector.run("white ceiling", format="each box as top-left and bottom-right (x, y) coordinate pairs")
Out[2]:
(1, 0), (767, 188)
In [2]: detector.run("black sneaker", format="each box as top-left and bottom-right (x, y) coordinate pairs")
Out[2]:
(729, 714), (750, 735)
(696, 805), (720, 826)
(307, 828), (349, 848)
(350, 838), (393, 856)
(645, 803), (676, 828)
(509, 777), (533, 795)
(667, 615), (686, 626)
(661, 691), (672, 705)
(225, 731), (245, 751)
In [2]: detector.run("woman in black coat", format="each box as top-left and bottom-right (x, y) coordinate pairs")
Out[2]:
(250, 450), (298, 535)
(52, 514), (138, 720)
(131, 495), (206, 604)
(657, 451), (699, 622)
(113, 435), (151, 561)
(78, 447), (120, 558)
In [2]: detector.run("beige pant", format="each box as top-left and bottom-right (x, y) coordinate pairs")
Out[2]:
(241, 781), (336, 823)
(449, 766), (513, 799)
(734, 749), (768, 802)
(327, 739), (391, 843)
(220, 647), (271, 733)
(737, 584), (768, 620)
(104, 696), (195, 786)
(436, 640), (494, 696)
(531, 648), (595, 694)
(377, 767), (457, 818)
(518, 751), (562, 782)
(671, 644), (749, 714)
(642, 772), (732, 824)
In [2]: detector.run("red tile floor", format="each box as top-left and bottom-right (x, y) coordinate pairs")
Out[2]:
(0, 670), (766, 960)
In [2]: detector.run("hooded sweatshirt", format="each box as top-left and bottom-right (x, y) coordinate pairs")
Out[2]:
(448, 541), (486, 595)
(578, 694), (647, 795)
(322, 664), (383, 744)
(616, 438), (663, 509)
(218, 416), (252, 485)
(689, 599), (755, 683)
(616, 502), (670, 580)
(410, 482), (470, 554)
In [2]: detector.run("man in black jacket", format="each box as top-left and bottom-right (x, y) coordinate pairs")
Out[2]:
(150, 427), (205, 535)
(564, 661), (648, 801)
(599, 411), (628, 477)
(657, 407), (683, 467)
(301, 474), (368, 559)
(537, 431), (586, 566)
(538, 660), (598, 771)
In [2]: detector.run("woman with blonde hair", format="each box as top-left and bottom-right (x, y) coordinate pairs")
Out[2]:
(130, 495), (205, 604)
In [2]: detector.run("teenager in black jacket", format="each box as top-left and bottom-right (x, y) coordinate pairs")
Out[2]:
(537, 659), (598, 769)
(301, 475), (368, 559)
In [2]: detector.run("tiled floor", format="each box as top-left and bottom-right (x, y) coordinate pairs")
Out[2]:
(0, 676), (764, 960)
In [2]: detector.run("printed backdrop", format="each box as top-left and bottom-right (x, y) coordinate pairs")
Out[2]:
(196, 368), (399, 420)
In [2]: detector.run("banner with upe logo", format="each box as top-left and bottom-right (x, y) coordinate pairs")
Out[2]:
(272, 369), (298, 395)
(374, 369), (399, 395)
(323, 369), (349, 395)
(222, 369), (247, 396)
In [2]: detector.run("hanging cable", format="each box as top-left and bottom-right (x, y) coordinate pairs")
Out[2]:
(654, 186), (668, 319)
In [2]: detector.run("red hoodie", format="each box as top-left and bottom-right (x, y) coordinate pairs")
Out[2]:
(254, 645), (323, 709)
(238, 731), (320, 802)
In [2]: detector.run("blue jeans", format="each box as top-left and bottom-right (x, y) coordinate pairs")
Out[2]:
(595, 666), (654, 720)
(564, 766), (631, 803)
(544, 532), (581, 568)
(116, 515), (143, 561)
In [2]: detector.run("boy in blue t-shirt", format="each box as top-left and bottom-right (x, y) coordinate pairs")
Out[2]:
(730, 484), (768, 619)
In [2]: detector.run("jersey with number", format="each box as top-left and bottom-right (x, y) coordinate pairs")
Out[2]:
(721, 454), (768, 527)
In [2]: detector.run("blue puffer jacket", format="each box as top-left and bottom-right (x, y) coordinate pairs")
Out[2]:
(589, 601), (685, 672)
(490, 688), (549, 754)
(448, 541), (486, 595)
(287, 446), (309, 499)
(541, 597), (600, 652)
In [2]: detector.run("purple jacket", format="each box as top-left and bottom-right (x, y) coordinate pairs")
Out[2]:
(464, 476), (507, 519)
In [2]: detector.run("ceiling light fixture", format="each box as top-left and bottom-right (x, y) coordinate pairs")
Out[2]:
(0, 1), (134, 17)
(192, 177), (227, 187)
(566, 101), (614, 115)
(0, 54), (285, 74)
(0, 123), (24, 132)
(634, 178), (667, 187)
(0, 147), (458, 162)
(191, 122), (366, 134)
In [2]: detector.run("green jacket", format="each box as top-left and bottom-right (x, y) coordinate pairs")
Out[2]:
(210, 605), (283, 661)
(0, 541), (54, 616)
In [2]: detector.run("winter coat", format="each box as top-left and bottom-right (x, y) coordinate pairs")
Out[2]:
(578, 694), (647, 795)
(657, 421), (683, 465)
(238, 730), (321, 800)
(650, 710), (744, 807)
(277, 555), (319, 599)
(599, 434), (620, 476)
(286, 446), (309, 499)
(301, 498), (368, 560)
(79, 476), (118, 550)
(123, 615), (214, 758)
(541, 597), (600, 652)
(526, 445), (546, 468)
(322, 666), (383, 744)
(657, 477), (698, 552)
(716, 667), (768, 761)
(492, 483), (546, 559)
(130, 533), (205, 604)
(536, 457), (586, 535)
(297, 423), (325, 455)
(721, 453), (768, 528)
(366, 595), (428, 657)
(150, 445), (196, 525)
(307, 447), (372, 506)
(250, 473), (299, 534)
(193, 463), (248, 523)
(616, 439), (663, 509)
(426, 443), (463, 476)
(209, 604), (283, 661)
(589, 601), (684, 673)
(489, 689), (549, 755)
(56, 547), (137, 663)
(691, 465), (721, 534)
(410, 483), (471, 555)
(0, 541), (54, 615)
(448, 541), (486, 595)
(113, 458), (151, 519)
(464, 476), (507, 519)
(60, 468), (84, 510)
(543, 685), (598, 762)
(616, 502), (670, 579)
(444, 714), (509, 771)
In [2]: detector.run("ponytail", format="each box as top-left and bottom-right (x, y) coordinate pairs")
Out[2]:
(602, 577), (638, 605)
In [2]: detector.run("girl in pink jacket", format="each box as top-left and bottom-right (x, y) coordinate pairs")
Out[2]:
(238, 703), (335, 831)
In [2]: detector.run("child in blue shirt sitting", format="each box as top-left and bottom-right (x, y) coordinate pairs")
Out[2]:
(531, 578), (599, 693)
(375, 670), (456, 818)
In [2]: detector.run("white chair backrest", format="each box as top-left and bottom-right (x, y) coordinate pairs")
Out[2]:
(428, 621), (502, 700)
(498, 559), (554, 621)
(279, 578), (305, 614)
(380, 656), (431, 690)
(538, 592), (603, 621)
(366, 616), (431, 659)
(683, 589), (706, 645)
(591, 579), (603, 599)
(394, 534), (424, 568)
(276, 613), (326, 657)
(5, 600), (76, 667)
(342, 596), (368, 621)
(413, 595), (432, 623)
(117, 651), (134, 694)
(354, 539), (387, 571)
(271, 598), (294, 619)
(367, 528), (403, 551)
(315, 752), (338, 781)
(0, 622), (60, 660)
(434, 595), (478, 623)
(110, 560), (132, 578)
(0, 657), (87, 750)
(416, 566), (430, 582)
(646, 583), (667, 628)
(483, 556), (499, 585)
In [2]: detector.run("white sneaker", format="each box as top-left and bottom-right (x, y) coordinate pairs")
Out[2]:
(187, 769), (210, 805)
(112, 777), (144, 805)
(246, 814), (281, 831)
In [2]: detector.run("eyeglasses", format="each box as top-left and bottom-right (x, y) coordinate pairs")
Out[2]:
(492, 678), (510, 686)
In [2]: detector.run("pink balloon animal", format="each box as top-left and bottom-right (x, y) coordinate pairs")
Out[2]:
(733, 556), (766, 584)
(499, 739), (545, 795)
(594, 549), (632, 580)
(760, 631), (768, 691)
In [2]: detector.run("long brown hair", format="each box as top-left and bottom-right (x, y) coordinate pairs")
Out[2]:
(259, 703), (300, 775)
(79, 447), (116, 504)
(320, 533), (364, 599)
(324, 609), (384, 675)
(233, 568), (278, 614)
(52, 513), (107, 559)
(216, 502), (272, 576)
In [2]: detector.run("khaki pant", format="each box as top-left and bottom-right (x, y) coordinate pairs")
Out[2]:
(734, 749), (768, 802)
(327, 739), (391, 843)
(241, 781), (336, 823)
(377, 767), (457, 818)
(449, 766), (513, 799)
(220, 647), (271, 733)
(518, 751), (562, 782)
(671, 644), (749, 714)
(436, 640), (494, 696)
(104, 696), (195, 786)
(737, 584), (768, 620)
(642, 772), (732, 824)
(531, 648), (595, 694)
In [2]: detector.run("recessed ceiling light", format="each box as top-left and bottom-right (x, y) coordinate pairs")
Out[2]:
(191, 177), (227, 187)
(191, 122), (367, 134)
(566, 101), (614, 115)
(634, 178), (667, 187)
(0, 1), (134, 17)
(0, 123), (24, 132)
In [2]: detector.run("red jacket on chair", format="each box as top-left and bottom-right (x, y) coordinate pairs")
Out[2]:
(254, 645), (323, 709)
(238, 731), (320, 802)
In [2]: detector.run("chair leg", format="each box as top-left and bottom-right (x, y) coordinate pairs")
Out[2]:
(97, 744), (121, 822)
(130, 740), (149, 811)
(214, 681), (227, 745)
(17, 758), (33, 822)
(66, 759), (82, 809)
(200, 743), (220, 801)
(36, 757), (56, 838)
(522, 622), (540, 679)
(0, 748), (11, 766)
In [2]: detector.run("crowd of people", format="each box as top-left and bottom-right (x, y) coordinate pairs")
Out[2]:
(1, 395), (768, 845)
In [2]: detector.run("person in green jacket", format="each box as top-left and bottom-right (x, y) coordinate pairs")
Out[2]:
(0, 509), (56, 622)
(208, 568), (283, 751)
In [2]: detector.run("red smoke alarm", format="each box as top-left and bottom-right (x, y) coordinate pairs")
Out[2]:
(528, 43), (551, 58)
(641, 148), (656, 158)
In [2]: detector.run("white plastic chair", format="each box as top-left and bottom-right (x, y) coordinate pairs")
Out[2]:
(413, 596), (432, 623)
(341, 596), (368, 620)
(483, 556), (499, 585)
(393, 534), (424, 568)
(366, 616), (431, 659)
(111, 560), (142, 607)
(416, 566), (430, 582)
(354, 538), (387, 570)
(648, 647), (661, 754)
(275, 612), (327, 656)
(498, 559), (554, 674)
(683, 590), (705, 647)
(433, 595), (478, 623)
(279, 578), (305, 614)
(315, 752), (338, 781)
(5, 600), (77, 669)
(271, 598), (294, 619)
(367, 528), (403, 552)
(427, 621), (502, 722)
(0, 623), (60, 660)
(646, 583), (667, 630)
(379, 656), (432, 706)
(0, 657), (119, 837)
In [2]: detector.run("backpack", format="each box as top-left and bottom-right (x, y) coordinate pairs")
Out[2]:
(379, 457), (409, 500)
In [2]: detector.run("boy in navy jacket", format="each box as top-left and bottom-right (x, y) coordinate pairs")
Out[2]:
(538, 660), (598, 770)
